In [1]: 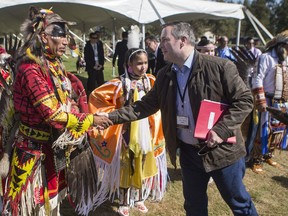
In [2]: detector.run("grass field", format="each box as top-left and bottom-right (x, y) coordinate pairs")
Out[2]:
(61, 56), (288, 216)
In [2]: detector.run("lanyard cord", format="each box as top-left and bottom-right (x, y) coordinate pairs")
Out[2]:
(174, 52), (197, 107)
(176, 69), (193, 107)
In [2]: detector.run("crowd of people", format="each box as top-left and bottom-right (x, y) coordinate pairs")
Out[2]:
(1, 5), (288, 216)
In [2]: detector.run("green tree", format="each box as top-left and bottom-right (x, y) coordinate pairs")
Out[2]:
(273, 0), (288, 33)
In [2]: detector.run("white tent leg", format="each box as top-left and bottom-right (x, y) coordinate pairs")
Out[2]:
(69, 30), (84, 43)
(236, 19), (241, 47)
(245, 9), (273, 40)
(244, 9), (266, 45)
(142, 24), (145, 49)
(112, 18), (116, 77)
(148, 0), (165, 25)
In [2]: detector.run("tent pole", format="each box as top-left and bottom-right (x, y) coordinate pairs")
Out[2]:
(112, 18), (116, 77)
(69, 30), (84, 43)
(148, 0), (165, 25)
(245, 9), (273, 39)
(236, 19), (241, 47)
(244, 9), (266, 45)
(142, 24), (145, 49)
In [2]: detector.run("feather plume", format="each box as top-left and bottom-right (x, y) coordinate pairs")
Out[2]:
(0, 44), (18, 178)
(127, 25), (141, 49)
(266, 107), (288, 125)
(66, 143), (98, 215)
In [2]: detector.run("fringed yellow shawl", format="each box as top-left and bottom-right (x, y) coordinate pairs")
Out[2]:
(88, 74), (166, 206)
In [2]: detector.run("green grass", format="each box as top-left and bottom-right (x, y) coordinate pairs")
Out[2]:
(60, 149), (288, 216)
(61, 57), (288, 216)
(62, 56), (116, 86)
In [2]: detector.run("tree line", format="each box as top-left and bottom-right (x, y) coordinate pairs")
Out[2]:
(189, 0), (287, 44)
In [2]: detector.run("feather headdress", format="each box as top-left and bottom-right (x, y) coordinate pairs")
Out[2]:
(265, 30), (288, 52)
(127, 25), (141, 49)
(18, 6), (75, 61)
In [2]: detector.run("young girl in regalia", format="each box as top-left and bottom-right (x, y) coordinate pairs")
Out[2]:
(89, 44), (167, 216)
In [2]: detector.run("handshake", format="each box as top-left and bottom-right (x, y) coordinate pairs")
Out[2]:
(93, 112), (113, 130)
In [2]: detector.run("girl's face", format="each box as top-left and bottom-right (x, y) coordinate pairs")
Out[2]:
(128, 53), (148, 77)
(200, 48), (215, 56)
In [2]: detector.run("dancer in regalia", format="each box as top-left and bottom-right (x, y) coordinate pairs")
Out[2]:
(251, 30), (288, 173)
(89, 33), (167, 216)
(1, 6), (111, 216)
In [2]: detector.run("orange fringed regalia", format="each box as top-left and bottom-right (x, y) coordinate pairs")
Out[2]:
(89, 74), (167, 207)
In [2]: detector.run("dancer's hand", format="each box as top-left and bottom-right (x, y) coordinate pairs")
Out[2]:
(93, 112), (113, 129)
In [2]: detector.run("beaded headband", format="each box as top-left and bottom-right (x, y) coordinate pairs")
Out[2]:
(128, 49), (147, 63)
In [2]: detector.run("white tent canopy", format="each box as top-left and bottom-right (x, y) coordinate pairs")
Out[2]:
(0, 0), (245, 34)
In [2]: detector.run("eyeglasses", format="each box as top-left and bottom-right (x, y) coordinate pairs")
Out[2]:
(197, 143), (218, 156)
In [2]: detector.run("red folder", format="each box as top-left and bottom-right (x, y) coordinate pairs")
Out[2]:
(194, 99), (236, 143)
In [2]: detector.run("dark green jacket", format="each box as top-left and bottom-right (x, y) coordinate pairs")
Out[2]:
(109, 50), (253, 172)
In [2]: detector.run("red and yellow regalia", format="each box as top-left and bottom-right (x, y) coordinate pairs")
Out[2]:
(2, 7), (99, 216)
(89, 72), (167, 207)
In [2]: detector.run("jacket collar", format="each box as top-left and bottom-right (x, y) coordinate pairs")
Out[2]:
(165, 49), (203, 79)
(191, 50), (202, 76)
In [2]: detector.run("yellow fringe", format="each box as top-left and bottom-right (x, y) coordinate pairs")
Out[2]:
(253, 108), (258, 125)
(67, 113), (94, 139)
(44, 187), (51, 214)
(26, 48), (42, 65)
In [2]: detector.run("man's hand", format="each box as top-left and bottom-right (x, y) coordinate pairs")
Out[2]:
(206, 130), (223, 148)
(93, 112), (113, 130)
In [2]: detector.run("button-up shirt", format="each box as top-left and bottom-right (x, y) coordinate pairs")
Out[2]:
(252, 49), (288, 94)
(173, 50), (199, 145)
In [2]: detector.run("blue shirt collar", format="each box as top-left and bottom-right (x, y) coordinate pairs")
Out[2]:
(172, 50), (194, 73)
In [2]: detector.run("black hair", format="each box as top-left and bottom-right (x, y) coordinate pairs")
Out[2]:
(124, 48), (147, 69)
(122, 31), (128, 38)
(145, 35), (158, 42)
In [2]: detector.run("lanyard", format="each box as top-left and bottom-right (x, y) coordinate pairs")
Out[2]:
(175, 51), (196, 108)
(176, 68), (193, 108)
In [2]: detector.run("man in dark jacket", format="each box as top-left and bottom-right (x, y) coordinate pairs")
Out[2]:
(84, 31), (105, 93)
(106, 22), (258, 216)
(145, 35), (167, 76)
(112, 31), (128, 76)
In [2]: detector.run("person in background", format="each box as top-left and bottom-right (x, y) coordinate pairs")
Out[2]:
(84, 31), (105, 94)
(145, 35), (167, 76)
(196, 37), (216, 56)
(1, 7), (112, 215)
(113, 31), (128, 76)
(89, 48), (167, 216)
(244, 37), (262, 60)
(0, 47), (12, 215)
(106, 21), (258, 216)
(216, 36), (236, 62)
(250, 30), (288, 174)
(144, 32), (155, 74)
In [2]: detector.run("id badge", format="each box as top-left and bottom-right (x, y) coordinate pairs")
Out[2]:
(177, 115), (189, 129)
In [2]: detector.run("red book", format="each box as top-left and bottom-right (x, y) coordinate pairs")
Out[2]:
(194, 99), (236, 144)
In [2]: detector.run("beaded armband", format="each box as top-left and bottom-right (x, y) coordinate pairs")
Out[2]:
(252, 87), (266, 107)
(66, 113), (94, 139)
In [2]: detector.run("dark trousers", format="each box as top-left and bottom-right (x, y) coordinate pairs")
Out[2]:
(87, 68), (104, 93)
(117, 65), (125, 76)
(179, 143), (258, 216)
